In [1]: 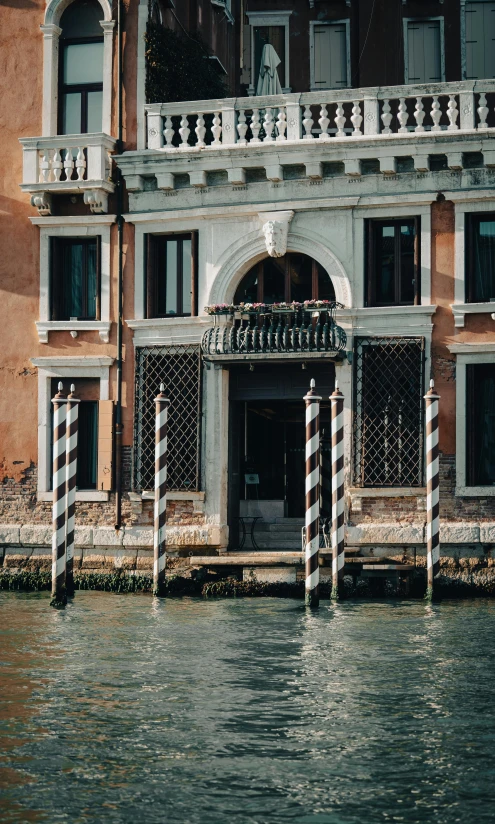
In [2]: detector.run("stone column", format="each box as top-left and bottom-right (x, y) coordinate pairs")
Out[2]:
(41, 24), (61, 136)
(203, 362), (230, 550)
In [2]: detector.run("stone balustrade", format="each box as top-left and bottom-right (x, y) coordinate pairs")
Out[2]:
(19, 133), (117, 215)
(145, 81), (495, 151)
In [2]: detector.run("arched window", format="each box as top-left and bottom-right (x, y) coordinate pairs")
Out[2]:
(59, 0), (104, 134)
(234, 253), (335, 305)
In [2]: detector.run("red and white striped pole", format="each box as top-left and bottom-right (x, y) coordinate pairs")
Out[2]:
(154, 383), (169, 597)
(304, 379), (321, 608)
(65, 385), (80, 597)
(330, 382), (345, 600)
(425, 379), (440, 599)
(51, 383), (67, 609)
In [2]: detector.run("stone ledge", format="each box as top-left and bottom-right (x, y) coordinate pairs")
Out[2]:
(20, 525), (52, 546)
(440, 523), (480, 543)
(92, 527), (124, 547)
(0, 526), (20, 545)
(346, 523), (425, 544)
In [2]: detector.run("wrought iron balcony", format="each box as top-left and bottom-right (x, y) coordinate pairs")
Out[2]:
(201, 303), (347, 360)
(19, 133), (117, 214)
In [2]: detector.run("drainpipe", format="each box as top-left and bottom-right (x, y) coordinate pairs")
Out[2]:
(114, 0), (124, 529)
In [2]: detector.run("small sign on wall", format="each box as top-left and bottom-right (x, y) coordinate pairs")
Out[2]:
(245, 473), (259, 485)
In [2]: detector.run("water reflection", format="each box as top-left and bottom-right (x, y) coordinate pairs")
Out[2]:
(0, 593), (494, 823)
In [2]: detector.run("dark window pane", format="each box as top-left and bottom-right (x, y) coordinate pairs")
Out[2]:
(399, 223), (416, 303)
(77, 402), (98, 489)
(62, 92), (81, 135)
(262, 259), (285, 303)
(165, 240), (178, 315)
(288, 254), (312, 302)
(86, 242), (97, 319)
(374, 225), (396, 304)
(182, 239), (192, 315)
(254, 26), (285, 87)
(235, 268), (259, 304)
(67, 243), (84, 318)
(60, 0), (103, 39)
(471, 217), (495, 302)
(469, 365), (495, 485)
(63, 42), (104, 85)
(54, 238), (97, 320)
(317, 263), (336, 301)
(87, 90), (103, 133)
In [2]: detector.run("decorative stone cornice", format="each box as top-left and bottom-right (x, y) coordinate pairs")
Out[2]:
(259, 210), (294, 257)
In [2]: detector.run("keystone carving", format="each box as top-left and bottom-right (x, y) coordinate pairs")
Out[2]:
(31, 192), (52, 216)
(259, 210), (294, 258)
(84, 189), (109, 214)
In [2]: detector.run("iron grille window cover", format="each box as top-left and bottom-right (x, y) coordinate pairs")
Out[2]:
(134, 345), (202, 492)
(353, 337), (425, 488)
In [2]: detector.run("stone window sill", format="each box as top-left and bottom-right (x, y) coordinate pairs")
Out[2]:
(451, 303), (495, 329)
(37, 491), (109, 502)
(348, 487), (426, 497)
(456, 486), (495, 497)
(36, 321), (111, 344)
(141, 491), (205, 501)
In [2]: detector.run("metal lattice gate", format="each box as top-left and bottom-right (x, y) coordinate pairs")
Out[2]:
(134, 345), (202, 491)
(353, 337), (425, 487)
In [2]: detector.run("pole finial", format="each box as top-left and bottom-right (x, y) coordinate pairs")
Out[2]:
(335, 380), (339, 391)
(160, 382), (165, 393)
(310, 378), (315, 389)
(58, 381), (63, 392)
(70, 383), (75, 393)
(430, 378), (434, 389)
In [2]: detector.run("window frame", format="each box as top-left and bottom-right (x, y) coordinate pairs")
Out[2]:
(403, 16), (446, 84)
(30, 355), (114, 500)
(366, 217), (421, 308)
(58, 34), (104, 135)
(466, 363), (495, 486)
(449, 345), (495, 496)
(50, 235), (101, 321)
(246, 10), (292, 94)
(145, 232), (198, 320)
(465, 212), (495, 303)
(309, 19), (351, 92)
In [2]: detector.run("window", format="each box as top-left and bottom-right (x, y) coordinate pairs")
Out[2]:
(353, 337), (425, 488)
(405, 19), (443, 84)
(134, 345), (202, 492)
(48, 377), (113, 491)
(50, 237), (100, 321)
(145, 233), (198, 318)
(465, 1), (495, 79)
(312, 22), (349, 90)
(367, 219), (420, 307)
(254, 26), (285, 90)
(59, 0), (104, 134)
(234, 254), (335, 304)
(466, 214), (495, 302)
(467, 364), (495, 485)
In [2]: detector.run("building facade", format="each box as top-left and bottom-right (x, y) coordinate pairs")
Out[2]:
(2, 0), (495, 577)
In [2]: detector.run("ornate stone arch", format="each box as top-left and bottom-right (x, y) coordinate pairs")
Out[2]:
(42, 0), (114, 136)
(208, 231), (352, 308)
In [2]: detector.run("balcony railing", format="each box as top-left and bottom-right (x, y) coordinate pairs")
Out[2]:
(145, 80), (495, 151)
(201, 304), (347, 358)
(19, 133), (117, 214)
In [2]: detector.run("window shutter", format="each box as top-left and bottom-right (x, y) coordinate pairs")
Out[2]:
(466, 2), (495, 80)
(314, 24), (347, 89)
(97, 400), (114, 491)
(407, 20), (441, 84)
(145, 234), (157, 319)
(50, 237), (62, 320)
(242, 24), (251, 85)
(191, 231), (198, 317)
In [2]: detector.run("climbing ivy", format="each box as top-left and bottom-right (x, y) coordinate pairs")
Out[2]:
(145, 23), (229, 104)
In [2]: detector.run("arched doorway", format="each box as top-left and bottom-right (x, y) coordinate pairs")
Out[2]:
(227, 253), (337, 547)
(234, 252), (336, 305)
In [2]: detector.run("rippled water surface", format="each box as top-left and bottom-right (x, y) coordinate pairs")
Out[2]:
(1, 593), (495, 823)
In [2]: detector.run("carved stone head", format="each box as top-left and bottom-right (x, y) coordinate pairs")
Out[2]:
(259, 210), (294, 258)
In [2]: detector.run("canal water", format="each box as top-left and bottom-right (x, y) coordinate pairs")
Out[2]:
(1, 593), (494, 824)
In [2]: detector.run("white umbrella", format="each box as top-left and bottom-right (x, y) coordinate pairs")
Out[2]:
(256, 44), (283, 96)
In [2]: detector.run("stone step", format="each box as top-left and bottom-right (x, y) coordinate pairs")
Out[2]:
(263, 523), (305, 533)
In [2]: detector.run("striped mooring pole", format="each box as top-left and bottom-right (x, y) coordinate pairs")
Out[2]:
(153, 383), (169, 597)
(304, 379), (321, 608)
(425, 379), (441, 600)
(65, 385), (80, 597)
(320, 429), (332, 526)
(330, 382), (345, 600)
(51, 383), (67, 609)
